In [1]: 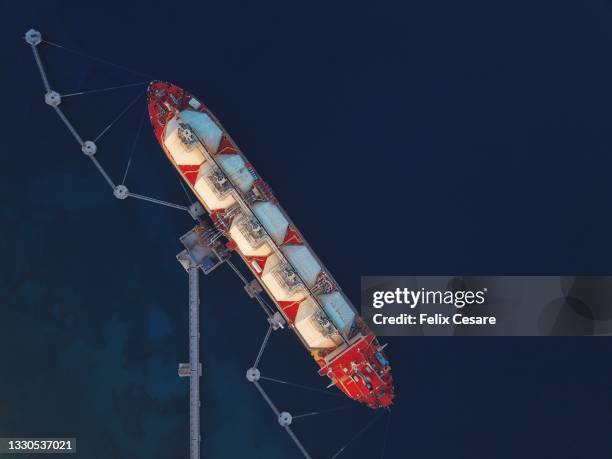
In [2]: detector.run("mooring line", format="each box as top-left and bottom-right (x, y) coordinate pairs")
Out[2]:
(95, 90), (144, 142)
(331, 412), (383, 458)
(42, 39), (155, 79)
(63, 81), (148, 98)
(380, 410), (391, 459)
(292, 404), (357, 420)
(253, 325), (273, 368)
(122, 105), (147, 184)
(260, 376), (345, 398)
(177, 174), (194, 205)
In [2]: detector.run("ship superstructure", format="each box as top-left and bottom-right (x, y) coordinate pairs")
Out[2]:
(147, 81), (394, 409)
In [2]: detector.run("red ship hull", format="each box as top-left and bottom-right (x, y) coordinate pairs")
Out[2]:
(147, 81), (394, 409)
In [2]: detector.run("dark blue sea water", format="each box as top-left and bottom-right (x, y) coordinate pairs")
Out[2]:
(3, 1), (612, 458)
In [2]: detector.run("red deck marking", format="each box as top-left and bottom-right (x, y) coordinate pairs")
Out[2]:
(225, 240), (237, 252)
(282, 226), (303, 245)
(278, 300), (303, 324)
(246, 255), (269, 276)
(178, 164), (202, 185)
(210, 208), (226, 222)
(217, 136), (239, 155)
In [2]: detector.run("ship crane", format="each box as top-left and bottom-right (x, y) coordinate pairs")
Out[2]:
(24, 28), (393, 459)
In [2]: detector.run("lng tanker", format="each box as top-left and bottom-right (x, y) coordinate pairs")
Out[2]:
(147, 81), (394, 409)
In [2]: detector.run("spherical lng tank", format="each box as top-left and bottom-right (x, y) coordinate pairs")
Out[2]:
(147, 81), (394, 408)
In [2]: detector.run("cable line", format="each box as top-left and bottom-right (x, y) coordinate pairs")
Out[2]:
(260, 376), (345, 398)
(95, 90), (144, 142)
(253, 326), (272, 368)
(331, 412), (383, 459)
(63, 81), (148, 98)
(380, 411), (391, 459)
(42, 39), (155, 79)
(177, 174), (194, 205)
(292, 405), (357, 420)
(122, 105), (147, 184)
